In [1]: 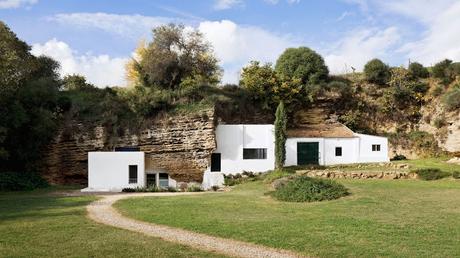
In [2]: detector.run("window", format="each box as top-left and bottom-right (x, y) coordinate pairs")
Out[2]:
(211, 153), (221, 172)
(335, 147), (342, 156)
(372, 144), (381, 151)
(243, 148), (267, 159)
(129, 165), (138, 184)
(159, 173), (169, 188)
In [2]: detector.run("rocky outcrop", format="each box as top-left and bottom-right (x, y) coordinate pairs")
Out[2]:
(42, 109), (216, 185)
(296, 169), (417, 179)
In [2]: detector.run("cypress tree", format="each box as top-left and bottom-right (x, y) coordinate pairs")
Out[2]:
(275, 101), (287, 169)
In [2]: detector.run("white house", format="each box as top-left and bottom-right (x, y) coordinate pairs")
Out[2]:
(84, 123), (389, 191)
(202, 124), (389, 188)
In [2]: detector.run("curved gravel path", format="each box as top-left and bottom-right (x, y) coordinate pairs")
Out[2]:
(87, 192), (306, 258)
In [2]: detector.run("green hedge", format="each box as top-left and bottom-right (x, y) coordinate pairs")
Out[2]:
(0, 171), (49, 191)
(271, 176), (349, 202)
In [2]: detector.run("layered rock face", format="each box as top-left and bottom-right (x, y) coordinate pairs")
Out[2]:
(42, 109), (216, 185)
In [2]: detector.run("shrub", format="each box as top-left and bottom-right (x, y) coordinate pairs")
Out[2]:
(433, 116), (446, 128)
(432, 59), (454, 84)
(364, 59), (390, 85)
(453, 171), (460, 179)
(408, 62), (429, 78)
(413, 168), (450, 180)
(211, 185), (219, 191)
(0, 171), (49, 191)
(224, 172), (262, 186)
(271, 176), (349, 202)
(391, 154), (407, 161)
(442, 87), (460, 111)
(186, 184), (203, 192)
(432, 85), (444, 97)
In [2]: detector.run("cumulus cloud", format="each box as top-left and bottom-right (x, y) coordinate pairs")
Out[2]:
(31, 39), (128, 87)
(0, 0), (37, 9)
(213, 0), (243, 10)
(49, 12), (175, 39)
(198, 20), (297, 83)
(324, 27), (400, 74)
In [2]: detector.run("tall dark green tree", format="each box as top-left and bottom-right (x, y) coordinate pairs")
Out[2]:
(275, 101), (287, 169)
(0, 21), (62, 172)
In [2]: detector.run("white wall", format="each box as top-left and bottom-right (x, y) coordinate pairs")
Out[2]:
(212, 124), (275, 174)
(355, 133), (390, 163)
(285, 138), (325, 166)
(324, 138), (360, 165)
(87, 152), (145, 192)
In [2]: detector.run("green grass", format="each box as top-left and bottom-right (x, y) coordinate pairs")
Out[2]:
(393, 157), (460, 173)
(116, 179), (460, 258)
(0, 189), (225, 258)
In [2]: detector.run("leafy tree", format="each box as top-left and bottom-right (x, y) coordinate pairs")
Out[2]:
(363, 58), (390, 85)
(408, 62), (429, 78)
(275, 101), (287, 169)
(0, 22), (62, 172)
(432, 59), (452, 79)
(240, 61), (279, 109)
(275, 47), (329, 84)
(62, 74), (95, 91)
(127, 24), (221, 89)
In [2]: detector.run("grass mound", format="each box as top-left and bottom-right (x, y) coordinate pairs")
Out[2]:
(271, 176), (349, 202)
(413, 168), (451, 180)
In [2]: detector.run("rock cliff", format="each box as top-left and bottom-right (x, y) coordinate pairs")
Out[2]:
(42, 109), (216, 185)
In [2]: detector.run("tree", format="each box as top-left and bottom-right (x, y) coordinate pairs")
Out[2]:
(275, 47), (329, 84)
(62, 74), (95, 91)
(432, 59), (452, 79)
(275, 101), (287, 169)
(127, 24), (221, 89)
(0, 22), (62, 172)
(408, 62), (429, 79)
(239, 61), (279, 109)
(363, 58), (390, 85)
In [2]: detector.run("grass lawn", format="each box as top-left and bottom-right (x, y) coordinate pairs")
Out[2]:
(116, 178), (460, 258)
(0, 189), (225, 258)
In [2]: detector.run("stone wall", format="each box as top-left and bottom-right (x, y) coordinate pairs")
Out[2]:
(42, 109), (216, 185)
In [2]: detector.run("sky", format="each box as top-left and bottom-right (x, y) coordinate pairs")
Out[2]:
(1, 0), (459, 87)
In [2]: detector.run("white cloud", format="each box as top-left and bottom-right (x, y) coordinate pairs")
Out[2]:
(198, 20), (297, 83)
(31, 39), (128, 87)
(0, 0), (37, 9)
(377, 0), (460, 65)
(264, 0), (301, 5)
(49, 12), (175, 39)
(324, 27), (400, 74)
(213, 0), (243, 10)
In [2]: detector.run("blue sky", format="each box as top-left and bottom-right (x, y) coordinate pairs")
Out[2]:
(1, 0), (459, 87)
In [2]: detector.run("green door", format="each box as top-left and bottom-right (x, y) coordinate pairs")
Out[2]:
(297, 142), (319, 165)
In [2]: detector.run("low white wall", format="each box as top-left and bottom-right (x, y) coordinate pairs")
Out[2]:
(87, 152), (145, 192)
(202, 170), (225, 190)
(324, 138), (360, 165)
(212, 124), (275, 174)
(355, 133), (390, 163)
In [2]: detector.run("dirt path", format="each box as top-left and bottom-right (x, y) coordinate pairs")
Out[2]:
(87, 192), (306, 258)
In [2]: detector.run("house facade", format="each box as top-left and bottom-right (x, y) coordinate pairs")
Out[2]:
(83, 123), (389, 192)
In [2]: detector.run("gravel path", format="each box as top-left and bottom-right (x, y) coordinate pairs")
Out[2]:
(87, 192), (307, 258)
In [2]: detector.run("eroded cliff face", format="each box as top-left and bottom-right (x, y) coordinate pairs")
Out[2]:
(42, 109), (216, 185)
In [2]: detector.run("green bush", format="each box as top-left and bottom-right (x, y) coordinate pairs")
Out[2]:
(442, 87), (460, 111)
(364, 58), (390, 85)
(186, 184), (203, 192)
(453, 171), (460, 179)
(433, 116), (446, 128)
(432, 85), (444, 97)
(0, 171), (49, 191)
(413, 168), (450, 180)
(271, 176), (349, 202)
(408, 62), (429, 78)
(391, 154), (407, 161)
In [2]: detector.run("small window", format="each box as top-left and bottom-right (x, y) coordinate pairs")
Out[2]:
(129, 165), (138, 184)
(372, 144), (381, 151)
(211, 153), (221, 172)
(335, 147), (342, 156)
(159, 173), (169, 188)
(243, 148), (267, 159)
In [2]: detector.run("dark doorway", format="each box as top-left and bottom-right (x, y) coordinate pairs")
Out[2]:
(297, 142), (319, 165)
(146, 174), (156, 187)
(211, 153), (221, 172)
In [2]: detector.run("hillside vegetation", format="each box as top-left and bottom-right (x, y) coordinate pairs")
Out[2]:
(1, 21), (459, 187)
